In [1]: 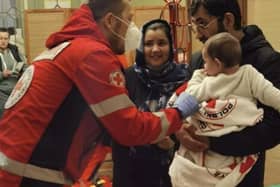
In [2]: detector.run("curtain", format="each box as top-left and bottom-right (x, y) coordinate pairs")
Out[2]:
(0, 0), (17, 28)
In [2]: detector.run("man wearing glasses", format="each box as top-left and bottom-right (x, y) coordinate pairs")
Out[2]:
(176, 0), (280, 187)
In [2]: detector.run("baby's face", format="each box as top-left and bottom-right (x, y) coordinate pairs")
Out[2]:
(202, 47), (222, 76)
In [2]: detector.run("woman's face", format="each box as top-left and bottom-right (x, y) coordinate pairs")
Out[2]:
(143, 29), (170, 69)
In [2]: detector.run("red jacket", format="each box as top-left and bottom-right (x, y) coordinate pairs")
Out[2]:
(0, 5), (182, 187)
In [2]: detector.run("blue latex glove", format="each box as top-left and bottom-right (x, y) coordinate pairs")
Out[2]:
(173, 92), (199, 118)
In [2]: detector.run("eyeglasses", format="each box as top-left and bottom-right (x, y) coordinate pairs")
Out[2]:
(189, 17), (219, 34)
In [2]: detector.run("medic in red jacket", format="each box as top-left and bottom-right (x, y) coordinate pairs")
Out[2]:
(0, 3), (196, 187)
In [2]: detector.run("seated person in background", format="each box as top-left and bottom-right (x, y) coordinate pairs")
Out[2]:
(112, 19), (191, 187)
(0, 27), (27, 117)
(169, 32), (280, 187)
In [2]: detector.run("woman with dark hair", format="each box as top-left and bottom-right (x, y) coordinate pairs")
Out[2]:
(112, 19), (190, 187)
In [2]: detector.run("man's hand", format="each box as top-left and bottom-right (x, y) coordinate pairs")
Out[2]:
(157, 137), (175, 150)
(176, 123), (209, 152)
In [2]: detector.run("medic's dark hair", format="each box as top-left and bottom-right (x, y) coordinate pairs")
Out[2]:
(87, 0), (125, 21)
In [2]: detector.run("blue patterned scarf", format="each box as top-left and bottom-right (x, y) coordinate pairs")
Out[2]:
(134, 61), (188, 112)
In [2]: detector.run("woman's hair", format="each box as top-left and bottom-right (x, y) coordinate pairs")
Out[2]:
(141, 19), (174, 62)
(87, 0), (125, 21)
(204, 32), (241, 67)
(190, 0), (242, 30)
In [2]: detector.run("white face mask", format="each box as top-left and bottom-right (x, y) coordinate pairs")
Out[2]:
(111, 15), (141, 52)
(125, 22), (141, 52)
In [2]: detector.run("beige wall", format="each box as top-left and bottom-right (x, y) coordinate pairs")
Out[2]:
(21, 0), (280, 55)
(132, 0), (186, 6)
(132, 0), (280, 52)
(20, 0), (280, 53)
(132, 0), (165, 6)
(247, 2), (280, 186)
(247, 0), (280, 51)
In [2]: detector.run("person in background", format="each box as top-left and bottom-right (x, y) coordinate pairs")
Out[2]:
(0, 27), (27, 118)
(0, 1), (199, 187)
(112, 19), (190, 187)
(169, 32), (280, 187)
(176, 0), (280, 187)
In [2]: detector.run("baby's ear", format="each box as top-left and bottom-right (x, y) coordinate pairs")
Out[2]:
(214, 57), (223, 69)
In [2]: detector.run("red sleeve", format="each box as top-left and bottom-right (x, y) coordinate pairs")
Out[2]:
(73, 49), (182, 146)
(175, 82), (188, 95)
